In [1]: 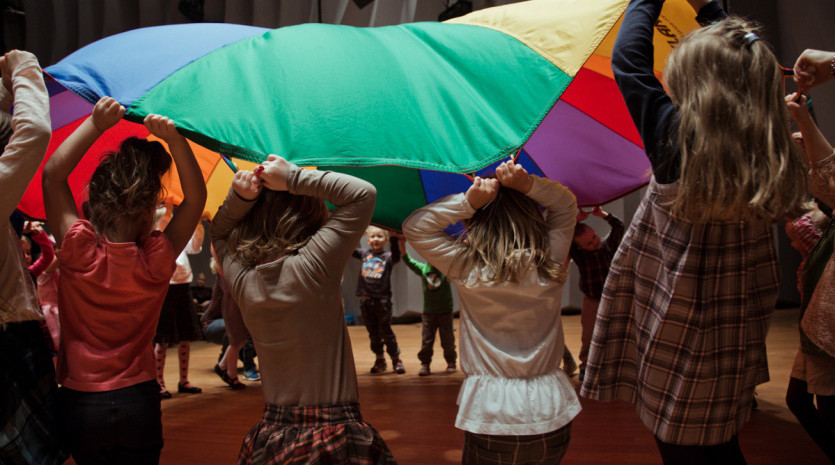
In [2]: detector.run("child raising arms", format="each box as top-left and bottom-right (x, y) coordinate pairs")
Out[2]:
(580, 1), (807, 463)
(42, 96), (207, 464)
(403, 161), (580, 464)
(210, 155), (396, 464)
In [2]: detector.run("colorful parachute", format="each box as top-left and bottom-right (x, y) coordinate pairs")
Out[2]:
(20, 0), (701, 230)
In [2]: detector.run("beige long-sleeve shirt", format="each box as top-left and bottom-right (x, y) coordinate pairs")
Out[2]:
(211, 165), (375, 406)
(0, 56), (51, 325)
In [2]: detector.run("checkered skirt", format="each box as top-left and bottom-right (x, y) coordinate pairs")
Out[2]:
(580, 179), (777, 446)
(238, 402), (397, 465)
(0, 321), (68, 465)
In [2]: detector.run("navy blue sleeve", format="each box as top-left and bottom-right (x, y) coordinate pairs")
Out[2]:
(611, 0), (726, 183)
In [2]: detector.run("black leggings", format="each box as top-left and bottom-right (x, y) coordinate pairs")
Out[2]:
(786, 376), (835, 463)
(654, 435), (746, 465)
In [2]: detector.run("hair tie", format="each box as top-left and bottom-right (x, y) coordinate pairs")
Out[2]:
(743, 31), (759, 46)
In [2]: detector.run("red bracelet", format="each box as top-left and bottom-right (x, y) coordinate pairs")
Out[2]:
(831, 54), (835, 77)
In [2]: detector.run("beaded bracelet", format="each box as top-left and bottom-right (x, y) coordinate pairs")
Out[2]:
(831, 54), (835, 77)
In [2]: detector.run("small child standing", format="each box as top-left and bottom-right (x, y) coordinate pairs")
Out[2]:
(43, 96), (207, 464)
(399, 239), (456, 376)
(580, 1), (807, 463)
(568, 206), (624, 381)
(210, 155), (396, 464)
(0, 49), (68, 465)
(403, 161), (580, 463)
(353, 226), (405, 374)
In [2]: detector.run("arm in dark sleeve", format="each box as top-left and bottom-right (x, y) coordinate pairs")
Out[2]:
(389, 236), (401, 264)
(604, 214), (625, 252)
(611, 0), (726, 182)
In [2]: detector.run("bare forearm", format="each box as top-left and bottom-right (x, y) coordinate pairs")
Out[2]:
(43, 119), (101, 181)
(164, 137), (207, 254)
(796, 115), (834, 164)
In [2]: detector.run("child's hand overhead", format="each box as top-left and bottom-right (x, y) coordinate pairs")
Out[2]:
(785, 92), (811, 123)
(465, 176), (498, 209)
(143, 114), (180, 142)
(232, 170), (262, 201)
(495, 160), (532, 193)
(0, 50), (36, 94)
(591, 206), (607, 218)
(91, 97), (126, 132)
(793, 49), (834, 91)
(256, 154), (290, 191)
(576, 209), (590, 222)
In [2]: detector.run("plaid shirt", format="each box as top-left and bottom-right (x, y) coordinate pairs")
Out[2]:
(569, 215), (624, 299)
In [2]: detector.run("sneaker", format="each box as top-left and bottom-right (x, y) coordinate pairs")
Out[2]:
(370, 359), (387, 374)
(419, 364), (430, 376)
(243, 368), (261, 381)
(393, 359), (406, 374)
(445, 363), (457, 374)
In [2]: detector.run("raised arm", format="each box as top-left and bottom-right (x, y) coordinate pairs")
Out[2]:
(144, 115), (207, 255)
(43, 97), (124, 247)
(612, 0), (726, 180)
(27, 223), (54, 278)
(0, 50), (50, 220)
(793, 49), (835, 92)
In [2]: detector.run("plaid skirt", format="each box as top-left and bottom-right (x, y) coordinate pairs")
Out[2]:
(0, 320), (68, 465)
(239, 402), (397, 465)
(580, 179), (777, 446)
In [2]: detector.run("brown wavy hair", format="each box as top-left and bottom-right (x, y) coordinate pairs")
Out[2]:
(86, 137), (171, 234)
(226, 189), (328, 267)
(454, 184), (564, 285)
(663, 17), (807, 222)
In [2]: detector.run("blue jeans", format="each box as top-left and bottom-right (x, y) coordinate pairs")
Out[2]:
(57, 380), (163, 465)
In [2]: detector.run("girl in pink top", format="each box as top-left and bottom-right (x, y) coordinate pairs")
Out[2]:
(42, 96), (207, 464)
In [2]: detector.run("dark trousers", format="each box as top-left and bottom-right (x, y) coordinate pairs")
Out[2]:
(462, 423), (571, 465)
(58, 380), (163, 465)
(417, 312), (456, 365)
(786, 376), (835, 463)
(654, 435), (746, 465)
(360, 297), (400, 359)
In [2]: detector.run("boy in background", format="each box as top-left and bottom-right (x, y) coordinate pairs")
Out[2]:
(569, 206), (624, 381)
(400, 239), (456, 376)
(353, 226), (405, 374)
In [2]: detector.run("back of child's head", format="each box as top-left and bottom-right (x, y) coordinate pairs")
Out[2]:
(86, 137), (171, 234)
(663, 17), (806, 222)
(227, 189), (328, 267)
(457, 184), (563, 284)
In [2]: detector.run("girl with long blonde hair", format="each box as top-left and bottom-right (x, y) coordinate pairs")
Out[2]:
(579, 1), (807, 463)
(403, 160), (579, 464)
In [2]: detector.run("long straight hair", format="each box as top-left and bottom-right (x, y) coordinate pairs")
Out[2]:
(663, 17), (807, 222)
(226, 189), (328, 267)
(454, 185), (564, 285)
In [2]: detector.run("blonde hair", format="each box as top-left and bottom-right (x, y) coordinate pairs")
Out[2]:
(454, 185), (564, 285)
(366, 225), (389, 239)
(226, 189), (328, 267)
(663, 17), (806, 222)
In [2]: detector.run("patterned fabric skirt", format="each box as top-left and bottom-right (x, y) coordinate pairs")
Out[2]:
(239, 402), (398, 465)
(580, 179), (777, 446)
(0, 320), (68, 465)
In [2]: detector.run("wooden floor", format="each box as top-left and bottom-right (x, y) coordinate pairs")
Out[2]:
(70, 308), (831, 464)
